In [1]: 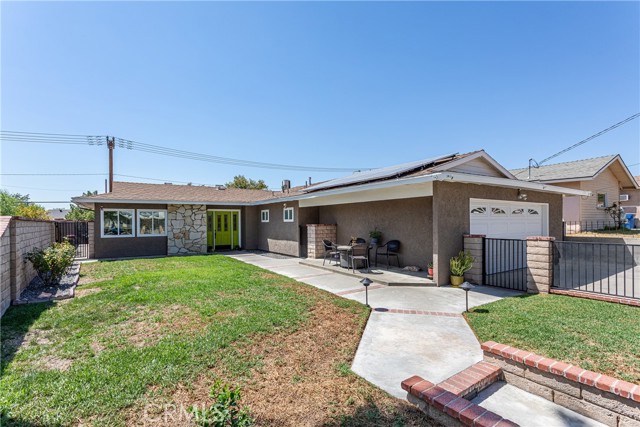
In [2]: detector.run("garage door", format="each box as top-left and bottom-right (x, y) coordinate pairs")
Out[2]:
(469, 199), (547, 239)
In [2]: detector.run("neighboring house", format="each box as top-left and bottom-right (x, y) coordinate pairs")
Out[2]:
(73, 150), (587, 285)
(47, 208), (70, 220)
(619, 175), (640, 218)
(510, 155), (639, 226)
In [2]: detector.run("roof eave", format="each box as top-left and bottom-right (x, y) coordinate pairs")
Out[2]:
(443, 172), (591, 197)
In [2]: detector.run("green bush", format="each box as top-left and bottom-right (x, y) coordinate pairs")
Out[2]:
(191, 379), (253, 427)
(450, 250), (474, 276)
(26, 241), (76, 286)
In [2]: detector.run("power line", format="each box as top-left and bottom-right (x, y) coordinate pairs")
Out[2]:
(0, 130), (364, 172)
(539, 113), (640, 165)
(0, 173), (107, 176)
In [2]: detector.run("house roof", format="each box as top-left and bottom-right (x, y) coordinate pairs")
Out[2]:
(510, 155), (639, 189)
(73, 181), (304, 207)
(303, 150), (515, 192)
(73, 150), (591, 208)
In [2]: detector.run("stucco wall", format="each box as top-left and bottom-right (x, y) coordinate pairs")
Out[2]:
(318, 197), (433, 269)
(94, 203), (168, 259)
(1, 217), (55, 316)
(242, 206), (259, 250)
(256, 201), (300, 257)
(432, 182), (562, 286)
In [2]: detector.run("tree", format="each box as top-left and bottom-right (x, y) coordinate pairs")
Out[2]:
(16, 204), (50, 220)
(66, 190), (97, 221)
(0, 190), (29, 216)
(225, 175), (268, 190)
(604, 203), (625, 230)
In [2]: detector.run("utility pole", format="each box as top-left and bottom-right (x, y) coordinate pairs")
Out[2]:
(107, 136), (115, 192)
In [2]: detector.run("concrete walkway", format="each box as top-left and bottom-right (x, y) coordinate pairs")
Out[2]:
(227, 251), (516, 398)
(227, 252), (602, 426)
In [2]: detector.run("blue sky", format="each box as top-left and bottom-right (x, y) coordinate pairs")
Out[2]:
(1, 1), (638, 208)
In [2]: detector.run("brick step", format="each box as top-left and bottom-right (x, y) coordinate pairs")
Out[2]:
(401, 376), (518, 427)
(437, 361), (502, 400)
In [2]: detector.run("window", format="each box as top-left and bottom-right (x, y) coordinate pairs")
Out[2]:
(283, 207), (294, 222)
(491, 207), (506, 215)
(102, 209), (134, 237)
(596, 193), (608, 209)
(137, 210), (167, 236)
(470, 207), (487, 215)
(261, 209), (269, 223)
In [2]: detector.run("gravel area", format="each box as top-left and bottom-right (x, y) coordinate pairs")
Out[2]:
(15, 262), (81, 304)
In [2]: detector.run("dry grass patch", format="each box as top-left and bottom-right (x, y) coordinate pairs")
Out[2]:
(75, 287), (102, 298)
(132, 297), (430, 427)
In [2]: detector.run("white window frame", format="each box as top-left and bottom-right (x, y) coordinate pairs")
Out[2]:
(137, 209), (168, 237)
(283, 207), (294, 222)
(101, 209), (136, 238)
(596, 193), (608, 209)
(261, 209), (270, 223)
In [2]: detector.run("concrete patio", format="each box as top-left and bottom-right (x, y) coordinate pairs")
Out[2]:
(227, 251), (604, 426)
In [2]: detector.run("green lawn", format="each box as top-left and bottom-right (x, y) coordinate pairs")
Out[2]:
(0, 256), (426, 427)
(465, 294), (640, 383)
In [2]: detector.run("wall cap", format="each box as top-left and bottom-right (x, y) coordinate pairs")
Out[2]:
(464, 234), (486, 238)
(526, 236), (555, 241)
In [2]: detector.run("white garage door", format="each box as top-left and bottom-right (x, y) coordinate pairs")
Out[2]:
(469, 199), (548, 239)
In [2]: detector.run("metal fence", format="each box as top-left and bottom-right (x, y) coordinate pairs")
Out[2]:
(55, 221), (90, 259)
(553, 241), (639, 300)
(484, 238), (528, 291)
(563, 220), (622, 236)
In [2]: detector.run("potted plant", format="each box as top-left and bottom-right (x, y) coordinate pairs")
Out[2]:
(450, 250), (474, 287)
(369, 228), (382, 245)
(427, 262), (434, 279)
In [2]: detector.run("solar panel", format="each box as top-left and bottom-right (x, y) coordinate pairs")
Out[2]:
(304, 153), (458, 192)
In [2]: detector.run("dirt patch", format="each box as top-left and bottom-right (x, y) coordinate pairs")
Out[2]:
(128, 298), (431, 427)
(76, 287), (102, 298)
(107, 305), (210, 349)
(78, 276), (112, 285)
(41, 355), (73, 371)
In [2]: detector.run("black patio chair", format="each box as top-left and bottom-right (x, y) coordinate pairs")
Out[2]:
(322, 239), (340, 266)
(350, 243), (370, 273)
(375, 240), (400, 269)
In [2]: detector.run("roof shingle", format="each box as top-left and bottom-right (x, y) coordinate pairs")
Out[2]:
(510, 155), (617, 182)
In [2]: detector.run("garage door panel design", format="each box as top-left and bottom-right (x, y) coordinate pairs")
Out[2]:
(470, 199), (548, 239)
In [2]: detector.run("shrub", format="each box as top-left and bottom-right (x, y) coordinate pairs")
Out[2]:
(191, 379), (253, 427)
(450, 250), (474, 276)
(26, 241), (76, 286)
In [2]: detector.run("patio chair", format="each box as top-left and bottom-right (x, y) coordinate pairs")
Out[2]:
(350, 243), (370, 273)
(322, 240), (340, 266)
(375, 240), (400, 269)
(355, 237), (366, 244)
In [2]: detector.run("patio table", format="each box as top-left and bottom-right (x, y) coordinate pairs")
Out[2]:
(336, 245), (372, 269)
(336, 245), (352, 268)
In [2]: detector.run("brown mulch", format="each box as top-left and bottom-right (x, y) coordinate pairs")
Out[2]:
(125, 293), (435, 426)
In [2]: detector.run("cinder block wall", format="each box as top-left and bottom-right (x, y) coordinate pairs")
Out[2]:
(0, 217), (12, 316)
(1, 217), (55, 316)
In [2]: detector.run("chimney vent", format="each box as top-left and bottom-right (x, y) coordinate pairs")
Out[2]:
(281, 179), (291, 192)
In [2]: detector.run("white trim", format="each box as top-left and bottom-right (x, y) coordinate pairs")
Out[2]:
(430, 150), (516, 179)
(283, 207), (294, 222)
(136, 209), (167, 237)
(100, 208), (136, 238)
(208, 209), (242, 249)
(260, 209), (269, 223)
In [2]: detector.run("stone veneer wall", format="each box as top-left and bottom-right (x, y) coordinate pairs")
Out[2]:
(306, 224), (337, 259)
(167, 205), (207, 255)
(1, 217), (55, 317)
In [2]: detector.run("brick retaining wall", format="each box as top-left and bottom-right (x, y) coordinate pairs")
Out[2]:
(306, 224), (337, 259)
(482, 341), (640, 427)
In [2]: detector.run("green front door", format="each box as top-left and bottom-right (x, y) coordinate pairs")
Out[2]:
(208, 211), (240, 251)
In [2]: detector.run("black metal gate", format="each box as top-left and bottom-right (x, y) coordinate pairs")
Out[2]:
(55, 221), (89, 259)
(483, 238), (528, 291)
